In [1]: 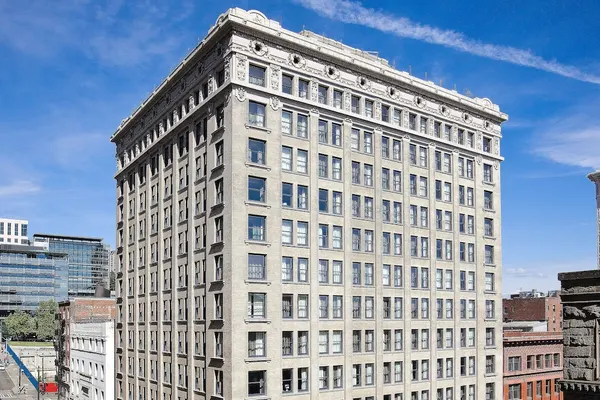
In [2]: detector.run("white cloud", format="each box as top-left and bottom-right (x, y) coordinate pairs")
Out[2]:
(0, 0), (195, 68)
(294, 0), (600, 84)
(0, 180), (41, 197)
(530, 99), (600, 169)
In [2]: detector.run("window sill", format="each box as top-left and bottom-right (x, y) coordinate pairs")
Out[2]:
(212, 125), (226, 136)
(245, 357), (271, 363)
(245, 240), (271, 247)
(245, 280), (272, 286)
(245, 201), (270, 209)
(211, 163), (225, 174)
(245, 123), (271, 133)
(245, 162), (270, 171)
(245, 318), (271, 324)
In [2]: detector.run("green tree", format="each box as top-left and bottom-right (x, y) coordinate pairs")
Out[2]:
(4, 310), (34, 340)
(35, 299), (58, 340)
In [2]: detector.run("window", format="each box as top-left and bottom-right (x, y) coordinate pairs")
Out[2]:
(484, 164), (493, 182)
(248, 254), (266, 280)
(248, 293), (266, 319)
(281, 110), (292, 135)
(248, 101), (265, 127)
(351, 95), (360, 113)
(248, 370), (266, 396)
(249, 65), (266, 86)
(282, 74), (293, 94)
(298, 79), (309, 99)
(281, 146), (292, 171)
(297, 149), (308, 173)
(248, 176), (266, 202)
(297, 222), (308, 246)
(333, 90), (343, 108)
(318, 85), (328, 105)
(248, 138), (266, 164)
(248, 215), (266, 241)
(508, 356), (521, 372)
(248, 332), (266, 357)
(281, 220), (293, 245)
(319, 189), (329, 212)
(508, 384), (521, 400)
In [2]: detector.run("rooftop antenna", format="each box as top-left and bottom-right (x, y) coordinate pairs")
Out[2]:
(453, 84), (457, 91)
(464, 88), (473, 97)
(392, 60), (396, 69)
(439, 79), (443, 87)
(425, 72), (428, 80)
(409, 65), (412, 75)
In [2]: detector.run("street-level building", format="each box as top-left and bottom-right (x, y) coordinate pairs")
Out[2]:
(56, 296), (116, 400)
(112, 8), (507, 400)
(33, 234), (110, 297)
(503, 330), (563, 400)
(0, 218), (29, 245)
(0, 243), (68, 315)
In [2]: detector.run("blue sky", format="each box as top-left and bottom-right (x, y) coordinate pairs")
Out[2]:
(1, 0), (599, 296)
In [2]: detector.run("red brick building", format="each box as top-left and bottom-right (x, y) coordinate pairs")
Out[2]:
(504, 291), (563, 332)
(503, 331), (563, 400)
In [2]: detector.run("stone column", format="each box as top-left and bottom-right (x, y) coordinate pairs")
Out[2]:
(588, 171), (600, 270)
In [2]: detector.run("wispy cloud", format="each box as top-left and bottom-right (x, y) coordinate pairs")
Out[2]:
(530, 99), (600, 169)
(294, 0), (600, 84)
(0, 0), (195, 68)
(0, 180), (41, 197)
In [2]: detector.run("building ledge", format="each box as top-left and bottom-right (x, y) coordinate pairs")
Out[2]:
(558, 269), (600, 282)
(560, 379), (600, 392)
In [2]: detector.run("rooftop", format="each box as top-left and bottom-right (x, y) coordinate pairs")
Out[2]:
(111, 7), (507, 142)
(33, 233), (104, 243)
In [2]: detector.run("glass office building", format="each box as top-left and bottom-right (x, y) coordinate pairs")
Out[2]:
(0, 244), (68, 315)
(33, 234), (110, 297)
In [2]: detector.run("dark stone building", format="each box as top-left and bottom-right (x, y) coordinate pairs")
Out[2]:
(558, 269), (600, 399)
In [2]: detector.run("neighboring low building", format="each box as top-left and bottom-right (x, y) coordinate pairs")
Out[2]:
(504, 290), (563, 332)
(504, 320), (549, 332)
(503, 330), (563, 400)
(0, 243), (68, 315)
(558, 269), (600, 399)
(0, 217), (29, 245)
(56, 294), (115, 400)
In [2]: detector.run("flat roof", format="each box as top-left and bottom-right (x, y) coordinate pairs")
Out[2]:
(33, 233), (104, 243)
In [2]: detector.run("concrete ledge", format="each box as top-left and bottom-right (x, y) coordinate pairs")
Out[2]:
(559, 269), (600, 282)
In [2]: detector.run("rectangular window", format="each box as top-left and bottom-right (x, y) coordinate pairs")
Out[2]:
(248, 101), (266, 127)
(249, 65), (266, 86)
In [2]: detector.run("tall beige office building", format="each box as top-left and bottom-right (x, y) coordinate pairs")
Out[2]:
(112, 8), (507, 400)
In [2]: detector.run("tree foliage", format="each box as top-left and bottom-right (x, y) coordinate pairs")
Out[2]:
(4, 309), (35, 340)
(35, 299), (58, 340)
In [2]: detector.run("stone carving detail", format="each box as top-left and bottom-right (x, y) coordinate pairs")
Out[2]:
(387, 86), (400, 100)
(173, 110), (179, 124)
(310, 108), (320, 115)
(564, 306), (586, 318)
(476, 132), (483, 150)
(494, 161), (499, 170)
(207, 72), (215, 94)
(476, 155), (482, 165)
(270, 64), (280, 91)
(223, 90), (232, 106)
(374, 126), (383, 133)
(189, 95), (195, 109)
(197, 62), (204, 77)
(343, 91), (351, 111)
(324, 65), (340, 80)
(374, 101), (382, 120)
(123, 151), (130, 164)
(310, 81), (319, 102)
(344, 118), (353, 124)
(223, 56), (231, 82)
(165, 94), (171, 105)
(462, 112), (472, 124)
(236, 54), (247, 82)
(403, 110), (409, 129)
(402, 134), (410, 141)
(288, 53), (306, 69)
(269, 96), (280, 111)
(249, 40), (268, 56)
(452, 125), (458, 143)
(357, 76), (370, 90)
(428, 142), (436, 148)
(439, 104), (450, 117)
(248, 10), (267, 25)
(494, 138), (500, 155)
(134, 143), (140, 157)
(414, 96), (426, 108)
(484, 120), (492, 131)
(235, 87), (246, 102)
(159, 121), (165, 135)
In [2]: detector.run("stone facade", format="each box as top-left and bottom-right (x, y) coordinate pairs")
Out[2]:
(558, 269), (600, 398)
(111, 8), (507, 400)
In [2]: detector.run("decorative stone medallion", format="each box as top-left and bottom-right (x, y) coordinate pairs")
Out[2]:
(325, 65), (340, 80)
(249, 40), (268, 56)
(357, 76), (370, 90)
(439, 104), (450, 116)
(289, 53), (306, 69)
(414, 96), (426, 108)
